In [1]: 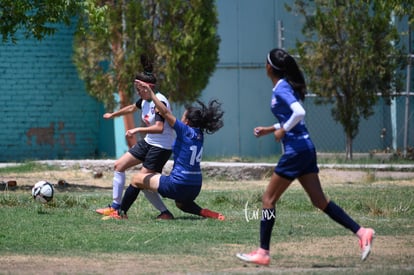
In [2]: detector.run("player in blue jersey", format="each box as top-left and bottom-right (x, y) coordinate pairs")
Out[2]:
(96, 55), (174, 220)
(236, 48), (375, 266)
(110, 80), (225, 221)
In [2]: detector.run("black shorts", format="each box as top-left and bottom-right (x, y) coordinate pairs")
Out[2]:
(128, 139), (172, 173)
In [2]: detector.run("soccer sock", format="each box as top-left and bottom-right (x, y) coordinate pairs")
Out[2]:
(142, 189), (168, 212)
(120, 185), (141, 213)
(260, 208), (276, 251)
(112, 171), (126, 208)
(175, 201), (202, 215)
(323, 200), (361, 234)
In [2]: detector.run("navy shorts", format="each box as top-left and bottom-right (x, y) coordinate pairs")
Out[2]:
(128, 139), (172, 173)
(158, 175), (201, 202)
(274, 148), (319, 180)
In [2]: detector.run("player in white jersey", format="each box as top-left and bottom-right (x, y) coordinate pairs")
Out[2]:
(96, 55), (174, 220)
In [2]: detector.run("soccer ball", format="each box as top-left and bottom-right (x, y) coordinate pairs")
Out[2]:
(32, 181), (54, 203)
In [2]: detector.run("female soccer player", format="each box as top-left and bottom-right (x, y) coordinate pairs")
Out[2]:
(96, 55), (174, 220)
(236, 48), (375, 265)
(110, 80), (225, 221)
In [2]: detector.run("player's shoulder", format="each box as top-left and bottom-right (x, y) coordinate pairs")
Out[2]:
(155, 91), (169, 101)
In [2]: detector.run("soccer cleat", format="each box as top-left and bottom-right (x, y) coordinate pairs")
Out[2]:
(96, 205), (118, 216)
(156, 210), (174, 220)
(108, 210), (128, 220)
(236, 248), (270, 266)
(359, 228), (375, 261)
(200, 208), (225, 221)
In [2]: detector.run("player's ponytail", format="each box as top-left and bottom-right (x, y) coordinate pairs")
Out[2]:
(267, 48), (307, 101)
(134, 54), (156, 84)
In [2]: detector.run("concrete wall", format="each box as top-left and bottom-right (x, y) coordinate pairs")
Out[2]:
(0, 24), (112, 161)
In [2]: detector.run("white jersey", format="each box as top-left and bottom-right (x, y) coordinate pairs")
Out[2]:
(139, 92), (174, 150)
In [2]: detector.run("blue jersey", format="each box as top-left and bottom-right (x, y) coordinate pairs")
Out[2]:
(271, 79), (315, 154)
(169, 119), (203, 186)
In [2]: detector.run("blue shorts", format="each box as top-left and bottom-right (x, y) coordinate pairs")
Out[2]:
(158, 175), (201, 202)
(129, 139), (172, 173)
(274, 148), (319, 180)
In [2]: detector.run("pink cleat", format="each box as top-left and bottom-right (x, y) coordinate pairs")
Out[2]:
(236, 248), (270, 266)
(358, 227), (375, 261)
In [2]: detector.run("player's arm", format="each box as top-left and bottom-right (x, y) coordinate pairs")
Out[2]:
(125, 120), (164, 137)
(273, 102), (305, 142)
(136, 80), (176, 127)
(103, 104), (138, 119)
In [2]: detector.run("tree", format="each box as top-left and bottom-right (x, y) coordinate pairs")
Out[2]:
(288, 0), (405, 160)
(0, 0), (80, 43)
(380, 0), (413, 25)
(73, 0), (219, 147)
(73, 0), (219, 108)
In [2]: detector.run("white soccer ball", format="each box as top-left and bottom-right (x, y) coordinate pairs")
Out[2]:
(32, 180), (54, 203)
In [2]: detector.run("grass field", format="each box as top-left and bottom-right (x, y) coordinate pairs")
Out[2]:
(0, 163), (413, 274)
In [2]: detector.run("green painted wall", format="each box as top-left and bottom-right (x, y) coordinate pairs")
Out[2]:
(0, 24), (115, 161)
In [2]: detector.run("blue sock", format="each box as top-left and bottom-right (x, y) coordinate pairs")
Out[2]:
(323, 201), (360, 234)
(120, 185), (141, 214)
(260, 208), (276, 250)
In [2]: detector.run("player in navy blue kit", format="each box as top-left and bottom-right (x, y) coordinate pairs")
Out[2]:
(96, 55), (174, 220)
(110, 80), (225, 221)
(236, 48), (375, 266)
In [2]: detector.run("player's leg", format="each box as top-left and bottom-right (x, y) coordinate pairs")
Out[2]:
(140, 146), (174, 219)
(236, 172), (291, 266)
(96, 152), (141, 215)
(110, 173), (162, 219)
(299, 173), (375, 261)
(175, 201), (225, 220)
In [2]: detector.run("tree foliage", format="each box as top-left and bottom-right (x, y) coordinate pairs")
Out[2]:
(379, 0), (414, 26)
(0, 0), (80, 43)
(73, 0), (220, 110)
(288, 0), (405, 159)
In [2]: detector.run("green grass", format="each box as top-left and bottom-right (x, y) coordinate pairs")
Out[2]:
(1, 181), (413, 257)
(0, 162), (59, 173)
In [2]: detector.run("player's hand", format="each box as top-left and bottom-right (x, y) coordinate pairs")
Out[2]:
(135, 80), (153, 94)
(125, 129), (137, 137)
(254, 127), (265, 137)
(103, 113), (113, 119)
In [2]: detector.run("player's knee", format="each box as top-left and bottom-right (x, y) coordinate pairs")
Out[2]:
(312, 199), (328, 210)
(114, 161), (123, 172)
(262, 194), (275, 208)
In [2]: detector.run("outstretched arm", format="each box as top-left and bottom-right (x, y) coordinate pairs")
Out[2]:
(103, 104), (137, 119)
(135, 80), (176, 127)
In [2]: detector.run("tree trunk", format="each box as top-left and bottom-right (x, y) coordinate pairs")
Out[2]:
(345, 133), (353, 160)
(111, 11), (136, 149)
(118, 89), (136, 148)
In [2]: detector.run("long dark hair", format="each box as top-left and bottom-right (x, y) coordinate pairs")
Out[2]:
(267, 48), (307, 101)
(185, 99), (224, 134)
(134, 54), (156, 84)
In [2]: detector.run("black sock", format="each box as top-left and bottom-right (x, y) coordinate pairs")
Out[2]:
(260, 208), (276, 250)
(120, 185), (140, 213)
(175, 201), (202, 215)
(323, 201), (360, 233)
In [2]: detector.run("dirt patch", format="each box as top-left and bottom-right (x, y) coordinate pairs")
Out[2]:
(1, 235), (413, 274)
(1, 165), (413, 191)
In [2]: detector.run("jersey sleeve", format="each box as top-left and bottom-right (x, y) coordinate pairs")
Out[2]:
(135, 98), (143, 109)
(154, 101), (168, 122)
